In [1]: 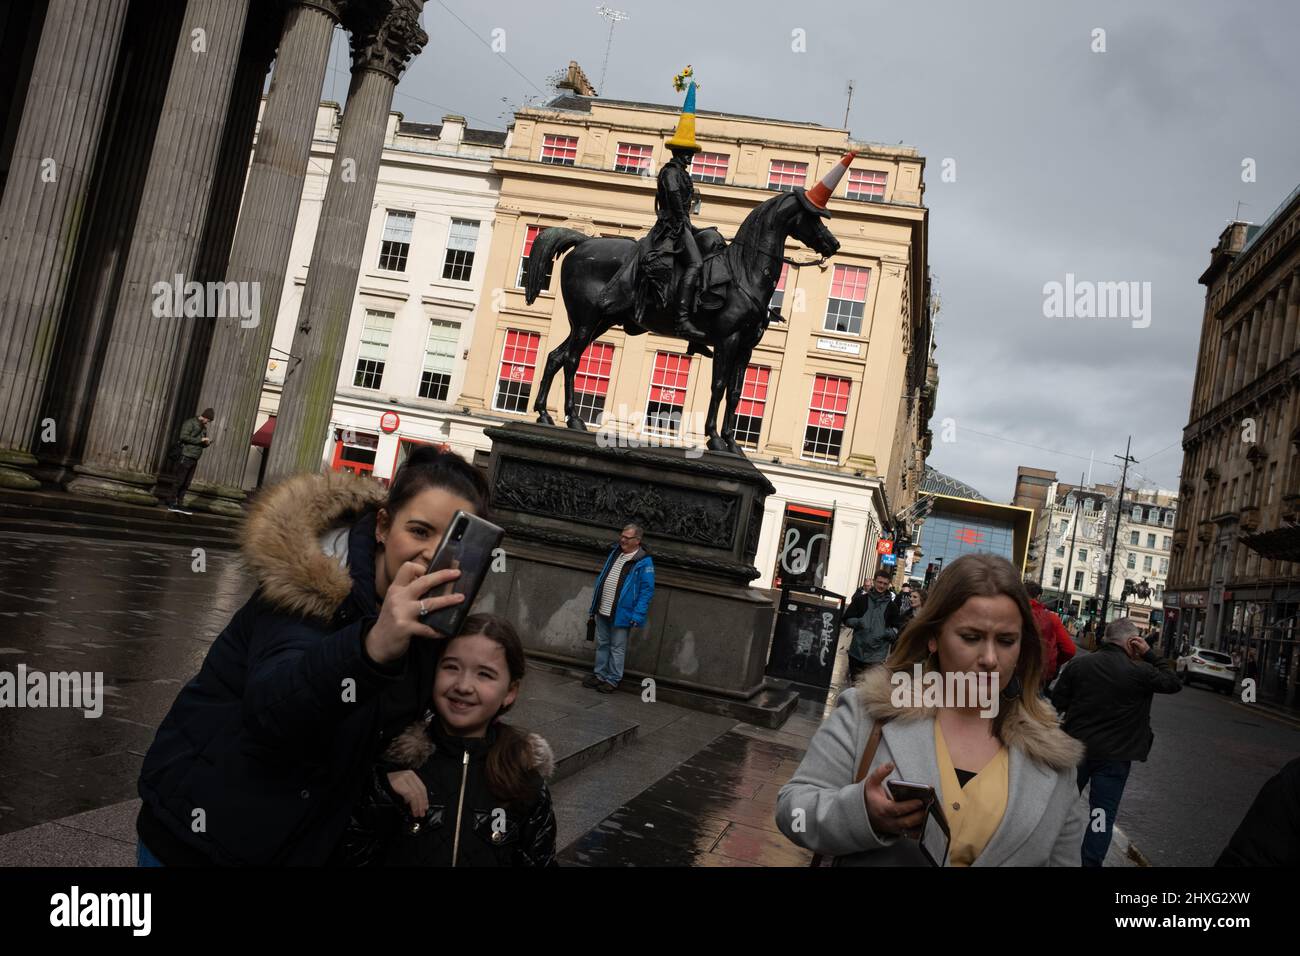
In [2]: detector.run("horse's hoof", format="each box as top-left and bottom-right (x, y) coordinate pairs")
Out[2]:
(536, 412), (555, 426)
(566, 415), (587, 431)
(706, 436), (728, 452)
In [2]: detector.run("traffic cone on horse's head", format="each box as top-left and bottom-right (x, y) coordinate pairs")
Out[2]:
(796, 150), (857, 217)
(666, 67), (701, 153)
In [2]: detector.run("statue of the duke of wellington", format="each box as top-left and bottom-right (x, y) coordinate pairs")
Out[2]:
(520, 65), (852, 456)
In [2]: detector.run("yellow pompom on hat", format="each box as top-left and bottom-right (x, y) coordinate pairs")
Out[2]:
(665, 65), (701, 153)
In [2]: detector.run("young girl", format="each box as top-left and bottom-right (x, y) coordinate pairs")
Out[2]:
(344, 614), (558, 867)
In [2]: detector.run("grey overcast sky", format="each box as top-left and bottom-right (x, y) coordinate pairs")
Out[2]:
(329, 0), (1299, 503)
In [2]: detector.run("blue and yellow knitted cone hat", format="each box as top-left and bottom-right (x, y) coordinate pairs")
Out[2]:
(665, 66), (701, 152)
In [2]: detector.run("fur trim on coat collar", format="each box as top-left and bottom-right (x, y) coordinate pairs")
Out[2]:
(854, 665), (1084, 772)
(384, 720), (556, 780)
(240, 471), (386, 621)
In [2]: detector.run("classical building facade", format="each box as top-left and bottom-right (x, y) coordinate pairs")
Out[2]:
(1166, 184), (1300, 706)
(450, 91), (935, 596)
(1034, 478), (1176, 625)
(251, 103), (506, 487)
(0, 0), (429, 514)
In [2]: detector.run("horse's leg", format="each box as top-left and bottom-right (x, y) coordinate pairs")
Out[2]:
(531, 336), (572, 426)
(721, 343), (753, 455)
(561, 335), (586, 431)
(705, 334), (739, 452)
(562, 307), (613, 430)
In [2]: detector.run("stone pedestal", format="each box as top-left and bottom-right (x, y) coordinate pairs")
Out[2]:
(476, 423), (791, 715)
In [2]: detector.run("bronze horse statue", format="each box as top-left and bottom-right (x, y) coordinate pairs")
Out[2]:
(521, 190), (841, 454)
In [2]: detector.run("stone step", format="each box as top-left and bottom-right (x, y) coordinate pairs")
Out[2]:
(505, 671), (644, 783)
(0, 492), (241, 550)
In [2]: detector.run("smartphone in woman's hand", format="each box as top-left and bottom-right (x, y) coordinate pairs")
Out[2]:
(420, 511), (504, 637)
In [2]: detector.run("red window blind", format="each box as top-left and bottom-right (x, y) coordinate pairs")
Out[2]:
(649, 352), (691, 405)
(847, 168), (887, 201)
(575, 341), (614, 396)
(809, 375), (851, 426)
(541, 134), (577, 164)
(500, 330), (539, 384)
(614, 142), (653, 173)
(690, 151), (729, 182)
(829, 264), (870, 301)
(767, 160), (808, 191)
(738, 366), (770, 417)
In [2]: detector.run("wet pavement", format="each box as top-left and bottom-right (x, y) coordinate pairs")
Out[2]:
(561, 729), (813, 866)
(2, 525), (1279, 866)
(0, 531), (254, 833)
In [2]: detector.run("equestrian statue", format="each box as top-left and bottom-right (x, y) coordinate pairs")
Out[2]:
(523, 66), (854, 455)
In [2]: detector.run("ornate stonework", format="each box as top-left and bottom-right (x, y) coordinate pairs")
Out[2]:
(346, 0), (426, 80)
(493, 457), (740, 550)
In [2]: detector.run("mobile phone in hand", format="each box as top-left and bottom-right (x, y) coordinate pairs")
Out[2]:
(886, 779), (935, 806)
(420, 511), (504, 638)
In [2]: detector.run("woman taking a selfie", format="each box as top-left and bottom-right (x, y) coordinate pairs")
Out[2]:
(135, 447), (489, 866)
(777, 553), (1087, 866)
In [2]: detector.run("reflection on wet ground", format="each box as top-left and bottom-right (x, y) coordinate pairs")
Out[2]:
(0, 532), (254, 833)
(560, 730), (813, 866)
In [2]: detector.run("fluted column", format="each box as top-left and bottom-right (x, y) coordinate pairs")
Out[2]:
(66, 0), (252, 504)
(266, 0), (427, 482)
(1254, 297), (1272, 377)
(1266, 290), (1285, 371)
(0, 0), (132, 489)
(188, 0), (342, 514)
(1219, 328), (1238, 404)
(1282, 271), (1300, 360)
(1243, 311), (1260, 387)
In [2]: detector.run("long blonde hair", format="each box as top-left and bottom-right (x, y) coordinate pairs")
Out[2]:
(885, 553), (1054, 732)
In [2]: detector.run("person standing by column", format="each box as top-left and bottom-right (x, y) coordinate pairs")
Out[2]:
(1050, 617), (1181, 866)
(583, 524), (655, 693)
(167, 408), (214, 513)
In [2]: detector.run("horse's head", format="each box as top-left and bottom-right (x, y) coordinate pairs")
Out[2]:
(780, 191), (841, 259)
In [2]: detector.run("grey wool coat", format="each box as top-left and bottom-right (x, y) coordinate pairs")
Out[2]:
(776, 667), (1088, 866)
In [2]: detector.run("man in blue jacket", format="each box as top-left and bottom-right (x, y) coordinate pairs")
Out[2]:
(583, 523), (655, 693)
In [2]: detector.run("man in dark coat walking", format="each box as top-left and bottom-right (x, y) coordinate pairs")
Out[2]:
(167, 407), (213, 512)
(1051, 617), (1181, 865)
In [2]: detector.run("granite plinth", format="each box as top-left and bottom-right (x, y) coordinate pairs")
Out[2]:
(481, 422), (795, 725)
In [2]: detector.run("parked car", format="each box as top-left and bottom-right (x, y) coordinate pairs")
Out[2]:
(1176, 646), (1237, 693)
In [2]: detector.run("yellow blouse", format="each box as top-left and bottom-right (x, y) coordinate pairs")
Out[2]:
(933, 720), (1009, 867)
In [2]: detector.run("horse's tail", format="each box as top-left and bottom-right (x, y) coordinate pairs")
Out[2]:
(523, 228), (588, 304)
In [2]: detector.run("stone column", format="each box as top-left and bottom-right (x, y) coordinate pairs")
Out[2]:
(1266, 289), (1285, 371)
(0, 0), (132, 489)
(265, 0), (427, 482)
(1218, 329), (1238, 405)
(171, 0), (284, 429)
(66, 0), (252, 504)
(1282, 271), (1300, 360)
(1242, 311), (1260, 387)
(188, 0), (342, 515)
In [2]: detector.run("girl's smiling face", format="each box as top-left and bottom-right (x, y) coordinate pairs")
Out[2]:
(434, 633), (519, 737)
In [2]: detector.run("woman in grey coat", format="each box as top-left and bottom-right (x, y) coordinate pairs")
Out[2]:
(777, 554), (1087, 866)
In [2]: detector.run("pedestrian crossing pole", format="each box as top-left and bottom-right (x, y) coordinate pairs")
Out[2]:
(1100, 436), (1138, 628)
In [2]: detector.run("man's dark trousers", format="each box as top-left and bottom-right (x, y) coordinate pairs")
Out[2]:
(1077, 759), (1131, 866)
(171, 458), (198, 507)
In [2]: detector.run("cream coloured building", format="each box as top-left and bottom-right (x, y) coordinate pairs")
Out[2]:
(453, 88), (934, 596)
(253, 101), (506, 485)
